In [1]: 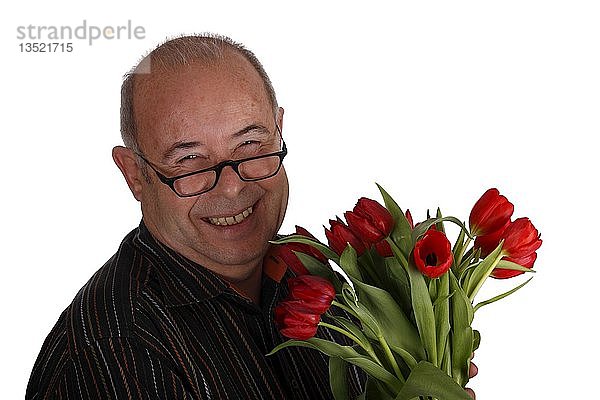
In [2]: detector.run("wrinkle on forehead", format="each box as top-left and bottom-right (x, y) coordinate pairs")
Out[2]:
(132, 51), (272, 154)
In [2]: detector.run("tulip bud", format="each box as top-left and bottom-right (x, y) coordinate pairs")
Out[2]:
(274, 301), (321, 340)
(469, 188), (514, 237)
(325, 219), (367, 256)
(474, 223), (509, 258)
(501, 218), (542, 259)
(345, 198), (395, 246)
(413, 230), (453, 279)
(374, 239), (393, 258)
(272, 226), (328, 276)
(287, 275), (336, 314)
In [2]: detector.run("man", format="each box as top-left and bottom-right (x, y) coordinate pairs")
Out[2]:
(27, 34), (476, 399)
(26, 34), (364, 400)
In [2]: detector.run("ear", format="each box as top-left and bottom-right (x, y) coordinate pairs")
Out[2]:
(276, 107), (285, 134)
(112, 146), (144, 202)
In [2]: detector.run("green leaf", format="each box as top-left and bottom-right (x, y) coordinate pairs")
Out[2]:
(448, 270), (474, 387)
(473, 277), (534, 313)
(405, 260), (437, 366)
(295, 252), (343, 292)
(269, 338), (404, 392)
(452, 226), (467, 274)
(350, 277), (426, 361)
(329, 357), (350, 400)
(435, 208), (446, 233)
(363, 375), (396, 400)
(394, 361), (472, 400)
(384, 257), (412, 319)
(376, 183), (413, 258)
(496, 259), (536, 273)
(472, 330), (481, 352)
(412, 216), (472, 243)
(389, 344), (418, 370)
(271, 235), (340, 262)
(339, 245), (364, 282)
(328, 315), (372, 352)
(464, 242), (504, 301)
(434, 273), (451, 366)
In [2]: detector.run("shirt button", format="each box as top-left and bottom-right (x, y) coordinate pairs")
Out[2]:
(290, 378), (300, 391)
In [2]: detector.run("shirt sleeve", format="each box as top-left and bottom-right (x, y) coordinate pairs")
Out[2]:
(41, 337), (198, 400)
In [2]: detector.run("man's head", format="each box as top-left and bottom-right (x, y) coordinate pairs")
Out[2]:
(113, 34), (289, 284)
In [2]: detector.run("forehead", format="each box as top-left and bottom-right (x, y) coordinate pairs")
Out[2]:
(133, 53), (274, 152)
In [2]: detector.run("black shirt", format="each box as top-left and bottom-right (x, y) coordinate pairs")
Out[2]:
(26, 222), (364, 399)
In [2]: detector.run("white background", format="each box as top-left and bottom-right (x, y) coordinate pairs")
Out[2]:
(1, 1), (598, 398)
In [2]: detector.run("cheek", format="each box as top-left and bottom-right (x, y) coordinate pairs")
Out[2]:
(264, 169), (289, 227)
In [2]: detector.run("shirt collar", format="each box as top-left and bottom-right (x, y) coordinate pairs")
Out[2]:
(132, 220), (288, 308)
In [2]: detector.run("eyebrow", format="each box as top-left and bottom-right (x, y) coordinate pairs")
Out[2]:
(231, 124), (272, 138)
(161, 141), (205, 163)
(160, 124), (273, 163)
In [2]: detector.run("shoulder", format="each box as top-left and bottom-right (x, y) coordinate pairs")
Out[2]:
(43, 226), (159, 359)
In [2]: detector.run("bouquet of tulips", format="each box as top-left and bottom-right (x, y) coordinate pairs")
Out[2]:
(269, 185), (542, 400)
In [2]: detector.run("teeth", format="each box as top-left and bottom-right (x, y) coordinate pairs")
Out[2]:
(208, 206), (253, 226)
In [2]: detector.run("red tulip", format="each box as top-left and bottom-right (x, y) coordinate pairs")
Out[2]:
(413, 230), (453, 279)
(345, 198), (394, 245)
(287, 275), (336, 314)
(474, 217), (542, 279)
(469, 188), (514, 237)
(274, 300), (321, 340)
(405, 209), (414, 229)
(291, 226), (328, 263)
(273, 226), (328, 276)
(325, 219), (367, 256)
(374, 239), (393, 257)
(474, 222), (509, 258)
(501, 217), (542, 258)
(492, 252), (538, 279)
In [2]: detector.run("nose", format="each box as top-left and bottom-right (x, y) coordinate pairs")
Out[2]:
(212, 165), (246, 198)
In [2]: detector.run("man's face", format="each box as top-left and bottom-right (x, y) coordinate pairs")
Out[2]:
(132, 53), (288, 282)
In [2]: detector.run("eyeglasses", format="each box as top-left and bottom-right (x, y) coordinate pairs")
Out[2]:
(134, 126), (287, 197)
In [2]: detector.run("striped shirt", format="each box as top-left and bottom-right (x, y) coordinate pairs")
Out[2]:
(26, 221), (364, 399)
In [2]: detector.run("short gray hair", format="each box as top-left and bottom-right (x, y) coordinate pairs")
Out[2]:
(120, 33), (279, 151)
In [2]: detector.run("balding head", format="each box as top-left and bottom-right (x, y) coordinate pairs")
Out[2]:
(120, 34), (278, 151)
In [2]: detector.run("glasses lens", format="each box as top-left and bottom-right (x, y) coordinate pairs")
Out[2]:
(173, 171), (217, 196)
(239, 155), (282, 180)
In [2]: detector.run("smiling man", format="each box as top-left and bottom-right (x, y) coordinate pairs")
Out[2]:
(26, 34), (364, 400)
(26, 34), (477, 400)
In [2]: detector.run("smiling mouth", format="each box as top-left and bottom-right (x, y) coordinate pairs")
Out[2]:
(205, 205), (254, 226)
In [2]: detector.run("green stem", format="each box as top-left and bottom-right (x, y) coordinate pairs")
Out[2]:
(318, 322), (382, 365)
(318, 322), (361, 345)
(468, 251), (505, 302)
(385, 237), (409, 269)
(455, 237), (472, 268)
(331, 300), (359, 320)
(377, 334), (405, 383)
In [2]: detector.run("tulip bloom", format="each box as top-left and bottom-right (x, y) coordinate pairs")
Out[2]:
(474, 224), (508, 258)
(374, 240), (393, 258)
(413, 230), (453, 279)
(274, 301), (321, 340)
(273, 226), (328, 276)
(325, 219), (367, 256)
(475, 217), (542, 279)
(345, 198), (394, 245)
(501, 218), (542, 259)
(469, 188), (514, 237)
(287, 275), (336, 314)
